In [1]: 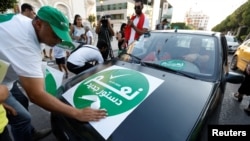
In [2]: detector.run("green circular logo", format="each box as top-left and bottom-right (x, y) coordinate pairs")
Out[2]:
(73, 69), (149, 116)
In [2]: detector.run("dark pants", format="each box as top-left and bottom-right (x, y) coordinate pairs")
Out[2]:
(5, 80), (35, 141)
(10, 81), (29, 110)
(67, 62), (94, 74)
(55, 57), (66, 65)
(101, 48), (109, 61)
(238, 71), (250, 95)
(0, 127), (12, 141)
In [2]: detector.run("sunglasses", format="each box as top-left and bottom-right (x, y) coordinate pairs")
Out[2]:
(134, 6), (141, 10)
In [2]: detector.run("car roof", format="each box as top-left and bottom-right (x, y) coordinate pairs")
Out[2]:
(150, 29), (222, 37)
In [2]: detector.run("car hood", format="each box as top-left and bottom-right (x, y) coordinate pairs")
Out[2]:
(60, 60), (215, 141)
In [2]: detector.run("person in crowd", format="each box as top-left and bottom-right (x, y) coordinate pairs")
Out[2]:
(40, 43), (50, 59)
(70, 14), (86, 44)
(233, 63), (250, 115)
(85, 26), (93, 45)
(117, 23), (127, 52)
(49, 46), (69, 79)
(5, 3), (52, 141)
(0, 6), (107, 141)
(156, 18), (168, 30)
(125, 0), (149, 45)
(142, 40), (170, 61)
(42, 48), (49, 59)
(183, 37), (209, 63)
(182, 37), (211, 73)
(95, 14), (115, 60)
(21, 3), (36, 19)
(67, 40), (108, 74)
(0, 85), (13, 141)
(21, 3), (49, 59)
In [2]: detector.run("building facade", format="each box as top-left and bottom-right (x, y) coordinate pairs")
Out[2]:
(15, 0), (173, 32)
(185, 9), (209, 30)
(96, 0), (173, 32)
(16, 0), (95, 26)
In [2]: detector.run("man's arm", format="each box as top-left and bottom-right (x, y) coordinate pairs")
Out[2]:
(0, 85), (8, 103)
(0, 85), (17, 116)
(128, 19), (148, 36)
(19, 76), (107, 122)
(132, 26), (148, 35)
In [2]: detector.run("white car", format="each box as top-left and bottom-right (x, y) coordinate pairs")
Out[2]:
(225, 35), (240, 53)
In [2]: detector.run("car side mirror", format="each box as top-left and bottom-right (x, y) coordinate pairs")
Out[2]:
(225, 71), (245, 84)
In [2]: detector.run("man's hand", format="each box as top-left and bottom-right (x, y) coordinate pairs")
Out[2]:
(183, 53), (199, 62)
(75, 107), (107, 122)
(127, 19), (134, 28)
(3, 103), (17, 116)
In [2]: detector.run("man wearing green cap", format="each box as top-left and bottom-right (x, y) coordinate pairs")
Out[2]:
(0, 6), (107, 141)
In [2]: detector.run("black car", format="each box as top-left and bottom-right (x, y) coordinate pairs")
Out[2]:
(51, 30), (244, 141)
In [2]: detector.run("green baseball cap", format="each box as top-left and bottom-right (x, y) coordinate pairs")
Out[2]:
(37, 6), (72, 44)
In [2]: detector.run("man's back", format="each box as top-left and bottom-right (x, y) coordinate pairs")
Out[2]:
(67, 45), (103, 66)
(0, 14), (42, 88)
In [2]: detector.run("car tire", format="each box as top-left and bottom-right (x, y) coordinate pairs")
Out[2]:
(230, 55), (238, 70)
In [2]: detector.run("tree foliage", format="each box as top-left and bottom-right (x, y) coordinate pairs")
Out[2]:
(0, 0), (18, 13)
(88, 14), (96, 24)
(170, 22), (193, 30)
(212, 0), (250, 40)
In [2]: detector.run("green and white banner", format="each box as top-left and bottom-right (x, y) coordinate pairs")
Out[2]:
(45, 65), (64, 97)
(62, 65), (164, 139)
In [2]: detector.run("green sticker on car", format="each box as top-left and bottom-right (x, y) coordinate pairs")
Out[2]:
(73, 69), (149, 116)
(160, 59), (186, 70)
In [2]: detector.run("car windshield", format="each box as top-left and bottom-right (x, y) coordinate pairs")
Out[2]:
(226, 35), (238, 42)
(119, 32), (218, 80)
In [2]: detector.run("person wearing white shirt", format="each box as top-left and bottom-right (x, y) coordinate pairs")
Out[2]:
(125, 0), (149, 45)
(0, 6), (106, 141)
(85, 26), (93, 45)
(67, 40), (108, 74)
(49, 46), (69, 78)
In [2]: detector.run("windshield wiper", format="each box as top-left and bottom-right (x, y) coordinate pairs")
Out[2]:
(142, 61), (197, 79)
(118, 52), (146, 66)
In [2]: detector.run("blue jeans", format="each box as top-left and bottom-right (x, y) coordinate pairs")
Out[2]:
(10, 81), (29, 111)
(5, 81), (35, 141)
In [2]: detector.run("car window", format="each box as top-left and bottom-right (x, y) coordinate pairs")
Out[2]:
(122, 32), (217, 80)
(226, 36), (238, 42)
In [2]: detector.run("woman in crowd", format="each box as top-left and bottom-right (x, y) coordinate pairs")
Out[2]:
(117, 23), (127, 52)
(70, 14), (86, 44)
